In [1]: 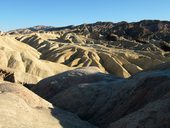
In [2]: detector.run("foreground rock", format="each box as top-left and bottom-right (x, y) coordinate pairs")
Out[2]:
(33, 64), (170, 128)
(33, 67), (118, 99)
(0, 82), (96, 128)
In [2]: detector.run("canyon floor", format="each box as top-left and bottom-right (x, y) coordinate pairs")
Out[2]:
(0, 20), (170, 128)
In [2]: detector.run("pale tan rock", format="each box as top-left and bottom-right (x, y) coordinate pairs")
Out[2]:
(0, 35), (72, 84)
(14, 32), (170, 78)
(99, 52), (130, 77)
(0, 82), (97, 128)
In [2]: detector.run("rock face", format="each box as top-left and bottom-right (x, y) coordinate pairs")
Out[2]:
(0, 82), (96, 128)
(33, 64), (170, 128)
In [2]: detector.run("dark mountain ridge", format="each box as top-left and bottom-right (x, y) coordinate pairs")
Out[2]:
(8, 20), (170, 43)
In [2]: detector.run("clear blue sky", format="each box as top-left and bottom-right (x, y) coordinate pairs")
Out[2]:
(0, 0), (169, 31)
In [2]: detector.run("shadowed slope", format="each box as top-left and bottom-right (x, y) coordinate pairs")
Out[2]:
(32, 63), (170, 128)
(0, 82), (97, 128)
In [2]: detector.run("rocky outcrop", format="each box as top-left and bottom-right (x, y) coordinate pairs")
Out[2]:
(108, 98), (170, 128)
(33, 67), (118, 99)
(0, 82), (96, 128)
(32, 64), (170, 128)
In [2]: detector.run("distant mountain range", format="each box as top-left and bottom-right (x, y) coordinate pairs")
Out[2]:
(8, 20), (170, 42)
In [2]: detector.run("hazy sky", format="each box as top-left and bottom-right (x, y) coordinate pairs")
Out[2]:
(0, 0), (169, 31)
